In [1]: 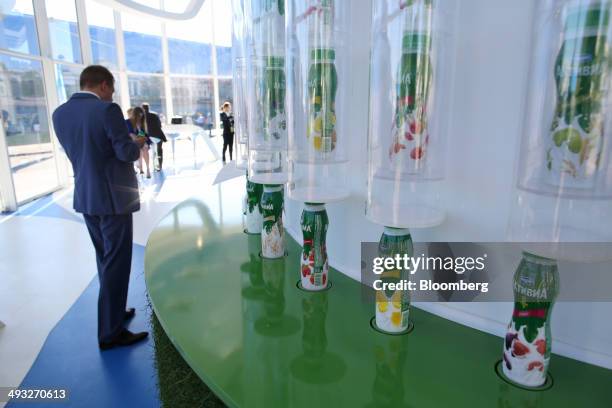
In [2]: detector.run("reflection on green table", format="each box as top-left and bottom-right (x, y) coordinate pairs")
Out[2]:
(145, 196), (612, 408)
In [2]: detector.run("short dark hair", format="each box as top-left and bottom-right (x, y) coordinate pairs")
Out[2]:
(80, 65), (114, 90)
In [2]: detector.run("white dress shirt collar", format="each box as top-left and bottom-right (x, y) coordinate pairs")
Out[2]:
(75, 90), (100, 99)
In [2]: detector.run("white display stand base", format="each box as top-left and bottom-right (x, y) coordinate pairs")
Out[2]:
(163, 124), (220, 166)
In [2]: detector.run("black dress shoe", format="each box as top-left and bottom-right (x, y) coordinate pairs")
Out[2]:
(99, 329), (149, 350)
(124, 308), (135, 320)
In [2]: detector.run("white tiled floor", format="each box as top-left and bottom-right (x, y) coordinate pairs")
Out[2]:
(0, 138), (232, 401)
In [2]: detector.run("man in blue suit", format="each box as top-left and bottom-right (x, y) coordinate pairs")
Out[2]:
(53, 66), (148, 350)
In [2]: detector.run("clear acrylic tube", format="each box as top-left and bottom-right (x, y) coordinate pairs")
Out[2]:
(286, 0), (351, 203)
(508, 0), (612, 249)
(366, 0), (458, 228)
(245, 0), (289, 184)
(233, 0), (249, 170)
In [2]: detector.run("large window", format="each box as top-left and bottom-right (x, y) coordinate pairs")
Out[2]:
(0, 54), (58, 202)
(128, 75), (165, 118)
(86, 0), (118, 69)
(122, 13), (162, 73)
(171, 77), (214, 129)
(46, 0), (82, 63)
(54, 64), (80, 104)
(0, 0), (235, 207)
(212, 0), (232, 76)
(0, 0), (39, 56)
(166, 1), (213, 75)
(218, 78), (233, 106)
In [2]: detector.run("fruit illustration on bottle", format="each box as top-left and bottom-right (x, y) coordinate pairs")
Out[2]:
(300, 203), (329, 291)
(257, 56), (287, 143)
(305, 0), (338, 157)
(261, 185), (285, 258)
(307, 48), (338, 155)
(502, 252), (559, 387)
(252, 0), (287, 145)
(546, 3), (610, 188)
(375, 227), (413, 333)
(388, 0), (433, 174)
(245, 177), (264, 234)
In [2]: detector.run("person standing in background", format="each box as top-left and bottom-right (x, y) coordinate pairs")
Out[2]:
(52, 65), (148, 350)
(220, 102), (234, 163)
(142, 103), (167, 171)
(126, 106), (152, 178)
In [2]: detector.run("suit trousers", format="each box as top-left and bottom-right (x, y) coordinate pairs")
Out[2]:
(222, 133), (234, 161)
(83, 213), (133, 343)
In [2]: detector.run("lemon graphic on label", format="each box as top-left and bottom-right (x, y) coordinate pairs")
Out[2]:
(377, 301), (388, 313)
(314, 117), (323, 133)
(313, 136), (322, 151)
(391, 312), (402, 326)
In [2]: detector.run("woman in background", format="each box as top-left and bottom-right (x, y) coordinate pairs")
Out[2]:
(220, 102), (234, 164)
(126, 106), (152, 178)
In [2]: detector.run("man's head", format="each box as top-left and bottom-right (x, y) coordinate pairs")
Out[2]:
(222, 102), (231, 113)
(142, 103), (150, 114)
(80, 65), (115, 102)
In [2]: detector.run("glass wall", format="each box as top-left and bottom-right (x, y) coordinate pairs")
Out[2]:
(0, 0), (39, 56)
(0, 0), (233, 207)
(218, 78), (233, 106)
(45, 0), (82, 63)
(55, 64), (81, 104)
(122, 13), (162, 73)
(0, 54), (58, 203)
(171, 77), (214, 128)
(86, 0), (118, 69)
(128, 75), (165, 118)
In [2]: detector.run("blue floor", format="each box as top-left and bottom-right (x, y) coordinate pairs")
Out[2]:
(6, 194), (161, 407)
(4, 162), (214, 407)
(7, 243), (160, 408)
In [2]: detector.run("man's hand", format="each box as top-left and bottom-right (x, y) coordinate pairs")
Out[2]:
(133, 137), (146, 148)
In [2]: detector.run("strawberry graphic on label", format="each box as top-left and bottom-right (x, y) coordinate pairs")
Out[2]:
(404, 132), (414, 141)
(301, 265), (310, 277)
(410, 147), (424, 160)
(512, 341), (530, 357)
(535, 339), (546, 355)
(322, 274), (327, 285)
(409, 120), (423, 135)
(528, 361), (544, 372)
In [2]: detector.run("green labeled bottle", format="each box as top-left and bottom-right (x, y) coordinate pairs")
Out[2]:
(258, 56), (287, 143)
(389, 0), (433, 174)
(261, 185), (284, 258)
(375, 227), (413, 333)
(300, 203), (329, 290)
(502, 252), (559, 387)
(245, 176), (264, 234)
(547, 2), (610, 187)
(307, 48), (338, 155)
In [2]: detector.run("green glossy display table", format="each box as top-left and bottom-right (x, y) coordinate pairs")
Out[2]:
(145, 191), (612, 408)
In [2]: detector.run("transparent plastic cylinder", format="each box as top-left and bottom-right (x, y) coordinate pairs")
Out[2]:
(245, 0), (288, 184)
(233, 0), (249, 170)
(234, 59), (249, 170)
(286, 0), (351, 203)
(366, 0), (458, 228)
(508, 0), (612, 249)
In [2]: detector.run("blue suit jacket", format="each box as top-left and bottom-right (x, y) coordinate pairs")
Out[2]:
(52, 93), (141, 215)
